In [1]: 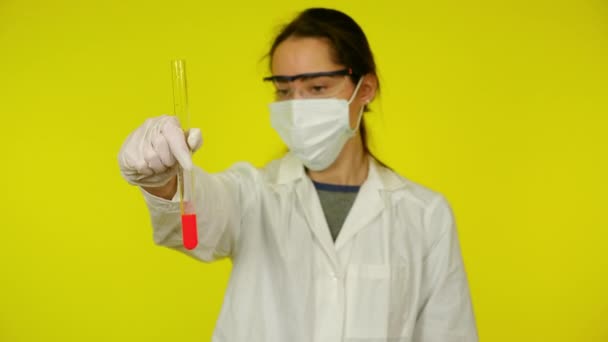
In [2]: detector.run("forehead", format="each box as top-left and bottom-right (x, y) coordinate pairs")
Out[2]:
(271, 37), (343, 76)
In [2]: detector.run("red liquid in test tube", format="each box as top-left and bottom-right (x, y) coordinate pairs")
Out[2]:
(181, 213), (198, 250)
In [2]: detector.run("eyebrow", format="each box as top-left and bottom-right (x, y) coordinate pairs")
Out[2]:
(263, 68), (352, 82)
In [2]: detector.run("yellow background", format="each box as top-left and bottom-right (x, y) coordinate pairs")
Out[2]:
(1, 0), (607, 341)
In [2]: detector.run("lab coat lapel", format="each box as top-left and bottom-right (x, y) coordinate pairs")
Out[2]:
(334, 158), (386, 251)
(295, 177), (341, 271)
(277, 153), (341, 271)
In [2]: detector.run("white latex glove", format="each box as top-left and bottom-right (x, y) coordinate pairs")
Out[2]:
(118, 115), (202, 187)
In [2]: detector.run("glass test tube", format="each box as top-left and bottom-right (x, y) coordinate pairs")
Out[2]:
(171, 59), (198, 250)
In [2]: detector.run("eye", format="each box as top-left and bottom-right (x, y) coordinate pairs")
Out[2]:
(310, 85), (327, 93)
(275, 88), (289, 98)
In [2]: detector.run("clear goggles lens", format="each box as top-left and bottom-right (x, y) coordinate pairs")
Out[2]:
(271, 75), (348, 101)
(263, 69), (354, 101)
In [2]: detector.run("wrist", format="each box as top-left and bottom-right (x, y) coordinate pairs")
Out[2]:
(142, 176), (177, 200)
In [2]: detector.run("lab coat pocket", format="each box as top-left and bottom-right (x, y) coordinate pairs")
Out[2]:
(344, 264), (410, 340)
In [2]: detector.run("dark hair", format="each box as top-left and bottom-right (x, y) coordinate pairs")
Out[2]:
(268, 8), (385, 166)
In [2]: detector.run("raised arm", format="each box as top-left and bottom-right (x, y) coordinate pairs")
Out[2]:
(118, 115), (257, 262)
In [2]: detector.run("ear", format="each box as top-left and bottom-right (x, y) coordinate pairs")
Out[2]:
(358, 73), (378, 104)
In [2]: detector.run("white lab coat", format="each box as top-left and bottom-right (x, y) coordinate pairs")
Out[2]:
(142, 153), (478, 342)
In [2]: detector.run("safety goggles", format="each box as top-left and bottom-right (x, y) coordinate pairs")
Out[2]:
(263, 68), (356, 101)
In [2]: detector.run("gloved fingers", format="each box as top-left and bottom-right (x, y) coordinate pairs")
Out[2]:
(119, 150), (140, 184)
(186, 128), (203, 152)
(143, 141), (167, 174)
(151, 133), (176, 168)
(134, 157), (155, 176)
(161, 117), (193, 170)
(145, 115), (179, 172)
(119, 128), (153, 177)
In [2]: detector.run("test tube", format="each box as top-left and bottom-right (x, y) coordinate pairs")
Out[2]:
(171, 59), (198, 250)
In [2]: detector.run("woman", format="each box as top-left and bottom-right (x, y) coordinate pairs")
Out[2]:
(118, 8), (478, 342)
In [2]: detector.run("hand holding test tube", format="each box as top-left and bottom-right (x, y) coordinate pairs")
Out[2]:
(171, 59), (198, 250)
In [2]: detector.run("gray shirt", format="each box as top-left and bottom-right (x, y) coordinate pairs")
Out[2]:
(312, 181), (361, 242)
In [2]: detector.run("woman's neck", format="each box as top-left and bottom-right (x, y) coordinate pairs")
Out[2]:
(307, 135), (369, 186)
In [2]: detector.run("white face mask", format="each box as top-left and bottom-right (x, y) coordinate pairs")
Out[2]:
(269, 77), (365, 171)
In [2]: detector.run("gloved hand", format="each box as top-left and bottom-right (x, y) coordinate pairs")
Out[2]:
(118, 115), (202, 187)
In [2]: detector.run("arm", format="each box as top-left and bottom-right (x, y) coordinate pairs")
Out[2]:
(118, 116), (240, 261)
(413, 196), (479, 342)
